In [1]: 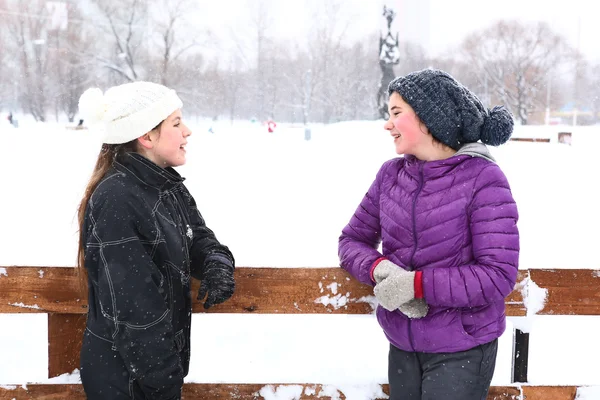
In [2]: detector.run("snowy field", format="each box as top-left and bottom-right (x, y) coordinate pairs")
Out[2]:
(1, 118), (599, 398)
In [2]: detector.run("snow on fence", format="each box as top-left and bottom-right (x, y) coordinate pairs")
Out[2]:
(0, 266), (599, 400)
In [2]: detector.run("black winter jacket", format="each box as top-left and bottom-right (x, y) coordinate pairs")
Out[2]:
(82, 152), (233, 399)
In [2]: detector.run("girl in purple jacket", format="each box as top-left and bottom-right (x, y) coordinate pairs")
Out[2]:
(339, 69), (519, 400)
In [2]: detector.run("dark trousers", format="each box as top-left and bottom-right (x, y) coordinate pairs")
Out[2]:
(388, 339), (498, 400)
(80, 329), (149, 399)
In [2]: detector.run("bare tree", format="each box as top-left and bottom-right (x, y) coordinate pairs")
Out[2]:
(52, 5), (98, 122)
(324, 39), (379, 122)
(590, 63), (600, 124)
(461, 20), (573, 125)
(170, 53), (206, 115)
(280, 51), (313, 125)
(284, 0), (353, 123)
(0, 0), (11, 111)
(149, 0), (205, 87)
(246, 0), (274, 119)
(343, 38), (380, 120)
(394, 41), (429, 77)
(567, 56), (600, 125)
(217, 0), (275, 120)
(1, 0), (53, 121)
(88, 0), (150, 83)
(307, 1), (349, 122)
(215, 53), (245, 123)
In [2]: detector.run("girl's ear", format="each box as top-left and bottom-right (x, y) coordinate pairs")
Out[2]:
(137, 132), (154, 150)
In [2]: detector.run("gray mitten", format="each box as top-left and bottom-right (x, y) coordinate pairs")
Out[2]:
(398, 298), (429, 319)
(373, 260), (416, 311)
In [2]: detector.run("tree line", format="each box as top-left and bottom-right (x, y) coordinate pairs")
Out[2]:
(1, 0), (598, 125)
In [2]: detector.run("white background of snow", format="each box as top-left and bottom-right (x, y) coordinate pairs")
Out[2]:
(576, 386), (600, 399)
(0, 120), (599, 394)
(1, 119), (599, 270)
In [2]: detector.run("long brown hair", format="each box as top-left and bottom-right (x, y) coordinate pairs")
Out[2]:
(77, 141), (137, 296)
(77, 121), (163, 297)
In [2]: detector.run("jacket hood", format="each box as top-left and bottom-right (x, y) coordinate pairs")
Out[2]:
(455, 142), (496, 163)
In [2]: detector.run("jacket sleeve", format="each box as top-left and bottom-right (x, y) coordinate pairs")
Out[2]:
(338, 161), (392, 286)
(181, 186), (234, 280)
(86, 192), (183, 400)
(421, 164), (519, 308)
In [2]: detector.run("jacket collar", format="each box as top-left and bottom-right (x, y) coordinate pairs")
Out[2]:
(114, 152), (185, 191)
(454, 142), (495, 162)
(403, 143), (494, 179)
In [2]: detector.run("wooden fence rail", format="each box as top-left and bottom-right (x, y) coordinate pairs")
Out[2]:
(1, 266), (599, 400)
(0, 383), (589, 400)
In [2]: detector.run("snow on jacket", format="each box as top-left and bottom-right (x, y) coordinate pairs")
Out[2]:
(339, 143), (519, 353)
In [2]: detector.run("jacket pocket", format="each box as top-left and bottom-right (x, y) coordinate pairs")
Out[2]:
(409, 308), (477, 352)
(174, 329), (186, 352)
(458, 308), (477, 339)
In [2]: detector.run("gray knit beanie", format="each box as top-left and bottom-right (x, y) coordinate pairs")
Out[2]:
(387, 68), (513, 150)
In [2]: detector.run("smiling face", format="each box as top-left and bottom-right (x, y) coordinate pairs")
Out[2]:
(138, 109), (191, 168)
(384, 92), (431, 156)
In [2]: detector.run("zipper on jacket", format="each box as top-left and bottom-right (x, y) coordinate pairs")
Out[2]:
(170, 189), (192, 273)
(408, 163), (424, 268)
(406, 162), (424, 351)
(169, 189), (194, 340)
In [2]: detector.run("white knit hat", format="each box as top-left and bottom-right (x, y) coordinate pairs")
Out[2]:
(78, 81), (183, 144)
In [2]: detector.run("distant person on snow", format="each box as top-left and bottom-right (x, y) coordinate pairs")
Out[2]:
(339, 69), (519, 400)
(7, 112), (17, 127)
(7, 112), (18, 128)
(266, 117), (276, 133)
(76, 81), (235, 400)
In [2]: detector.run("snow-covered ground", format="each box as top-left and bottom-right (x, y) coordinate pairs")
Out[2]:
(0, 119), (599, 398)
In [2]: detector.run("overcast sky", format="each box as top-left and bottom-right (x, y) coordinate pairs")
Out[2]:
(416, 0), (600, 60)
(194, 0), (600, 63)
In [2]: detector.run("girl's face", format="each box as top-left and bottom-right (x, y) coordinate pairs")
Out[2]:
(384, 92), (430, 156)
(145, 109), (192, 168)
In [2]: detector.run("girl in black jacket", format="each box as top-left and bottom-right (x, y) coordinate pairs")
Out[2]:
(76, 82), (235, 400)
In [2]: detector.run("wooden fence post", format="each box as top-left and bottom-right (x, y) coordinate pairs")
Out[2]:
(48, 313), (86, 378)
(512, 328), (529, 383)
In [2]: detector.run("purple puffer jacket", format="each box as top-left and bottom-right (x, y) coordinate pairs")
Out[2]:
(339, 145), (519, 353)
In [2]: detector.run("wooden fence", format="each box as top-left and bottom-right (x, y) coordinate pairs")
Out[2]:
(0, 266), (599, 400)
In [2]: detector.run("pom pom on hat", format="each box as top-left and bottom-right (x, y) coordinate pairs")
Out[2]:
(481, 105), (514, 146)
(78, 88), (106, 125)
